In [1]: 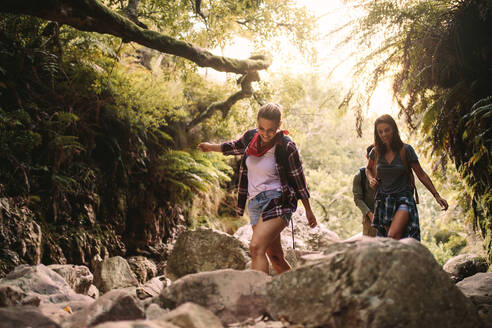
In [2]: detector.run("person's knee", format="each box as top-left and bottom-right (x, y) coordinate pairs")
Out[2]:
(266, 248), (284, 263)
(250, 241), (266, 259)
(388, 231), (402, 240)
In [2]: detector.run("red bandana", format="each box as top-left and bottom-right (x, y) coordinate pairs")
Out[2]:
(247, 130), (289, 157)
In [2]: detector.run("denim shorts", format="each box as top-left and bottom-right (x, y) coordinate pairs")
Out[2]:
(247, 190), (292, 226)
(397, 204), (409, 212)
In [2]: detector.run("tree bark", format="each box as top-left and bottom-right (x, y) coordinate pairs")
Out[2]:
(0, 0), (272, 74)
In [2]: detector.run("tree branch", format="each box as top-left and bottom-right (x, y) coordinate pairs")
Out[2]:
(186, 70), (261, 130)
(0, 0), (271, 74)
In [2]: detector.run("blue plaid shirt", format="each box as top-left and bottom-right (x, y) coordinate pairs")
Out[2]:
(221, 129), (310, 220)
(373, 191), (421, 241)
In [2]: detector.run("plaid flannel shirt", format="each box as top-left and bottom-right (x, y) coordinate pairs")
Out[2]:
(373, 191), (421, 241)
(221, 129), (310, 220)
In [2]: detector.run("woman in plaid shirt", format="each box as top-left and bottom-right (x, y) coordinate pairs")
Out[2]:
(198, 103), (317, 274)
(366, 114), (448, 240)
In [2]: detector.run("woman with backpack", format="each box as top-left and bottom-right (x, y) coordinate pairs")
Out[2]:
(366, 114), (448, 240)
(198, 103), (317, 274)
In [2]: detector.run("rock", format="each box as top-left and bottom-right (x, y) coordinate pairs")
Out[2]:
(156, 302), (224, 328)
(146, 303), (169, 320)
(93, 320), (179, 328)
(0, 284), (27, 306)
(0, 264), (93, 306)
(39, 300), (94, 325)
(61, 289), (145, 328)
(48, 264), (94, 294)
(87, 284), (100, 299)
(157, 269), (270, 324)
(0, 198), (43, 278)
(136, 275), (169, 300)
(93, 256), (139, 293)
(443, 253), (488, 282)
(0, 305), (60, 328)
(227, 316), (288, 328)
(166, 228), (249, 280)
(456, 272), (492, 328)
(128, 256), (158, 284)
(266, 238), (481, 328)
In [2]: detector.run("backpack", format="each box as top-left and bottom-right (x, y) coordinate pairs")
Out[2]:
(373, 144), (419, 204)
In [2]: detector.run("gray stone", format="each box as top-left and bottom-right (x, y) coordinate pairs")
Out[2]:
(61, 289), (145, 328)
(456, 272), (492, 327)
(136, 276), (168, 300)
(0, 264), (93, 306)
(443, 253), (488, 282)
(48, 264), (94, 294)
(166, 228), (249, 280)
(146, 303), (169, 320)
(0, 306), (60, 328)
(266, 238), (481, 328)
(156, 302), (223, 328)
(93, 256), (139, 293)
(157, 269), (270, 324)
(128, 256), (158, 284)
(93, 320), (179, 328)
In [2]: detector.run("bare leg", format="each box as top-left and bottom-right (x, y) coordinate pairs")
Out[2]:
(250, 217), (287, 274)
(387, 210), (410, 240)
(266, 233), (291, 274)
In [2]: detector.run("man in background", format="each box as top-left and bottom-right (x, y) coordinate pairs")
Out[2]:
(352, 145), (378, 236)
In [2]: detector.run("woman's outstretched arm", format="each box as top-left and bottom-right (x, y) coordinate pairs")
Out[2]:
(411, 161), (449, 210)
(197, 142), (221, 152)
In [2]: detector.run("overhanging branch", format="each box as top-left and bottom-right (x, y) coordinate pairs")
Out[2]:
(0, 0), (272, 74)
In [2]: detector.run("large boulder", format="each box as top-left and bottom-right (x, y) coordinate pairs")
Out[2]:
(48, 264), (94, 295)
(0, 264), (93, 306)
(93, 256), (139, 293)
(165, 228), (249, 280)
(443, 253), (488, 282)
(457, 272), (492, 328)
(61, 289), (145, 328)
(266, 238), (481, 328)
(157, 269), (270, 324)
(0, 306), (60, 328)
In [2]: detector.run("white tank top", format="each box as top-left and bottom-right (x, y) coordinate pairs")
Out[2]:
(245, 145), (282, 199)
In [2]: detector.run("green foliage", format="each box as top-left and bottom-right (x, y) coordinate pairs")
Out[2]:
(0, 13), (238, 257)
(434, 229), (454, 244)
(104, 0), (317, 52)
(157, 150), (231, 200)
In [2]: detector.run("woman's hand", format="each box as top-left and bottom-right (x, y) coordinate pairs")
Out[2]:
(306, 209), (317, 228)
(434, 194), (449, 211)
(197, 142), (217, 152)
(369, 177), (379, 190)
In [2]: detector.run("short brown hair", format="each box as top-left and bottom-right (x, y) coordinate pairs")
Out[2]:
(257, 103), (282, 124)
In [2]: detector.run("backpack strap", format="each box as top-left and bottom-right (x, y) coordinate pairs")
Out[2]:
(275, 134), (295, 249)
(400, 144), (419, 204)
(360, 167), (366, 197)
(372, 149), (379, 201)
